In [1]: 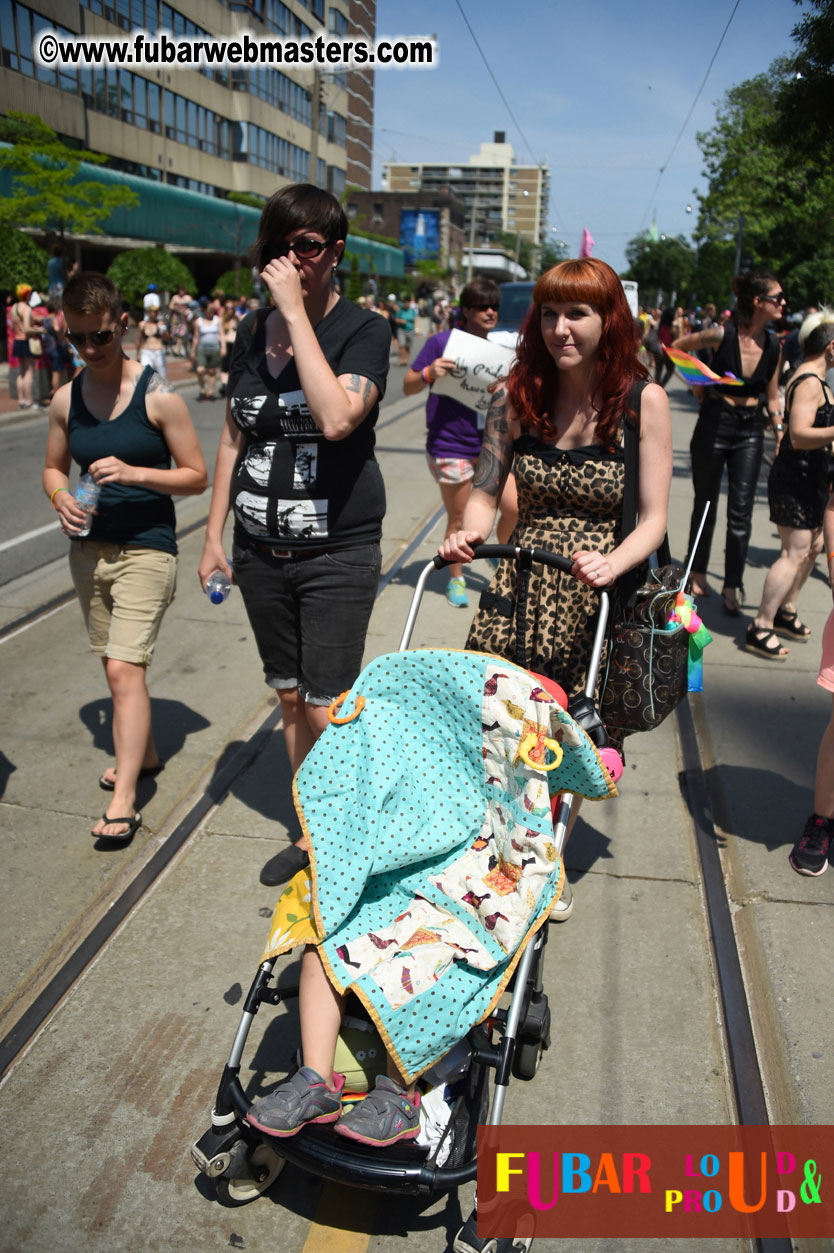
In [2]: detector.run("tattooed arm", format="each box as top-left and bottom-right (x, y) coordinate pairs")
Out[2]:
(438, 387), (517, 563)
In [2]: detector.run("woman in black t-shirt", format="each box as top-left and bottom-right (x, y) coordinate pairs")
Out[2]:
(673, 271), (784, 616)
(198, 184), (390, 887)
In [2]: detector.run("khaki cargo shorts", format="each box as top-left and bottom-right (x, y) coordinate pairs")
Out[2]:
(69, 542), (177, 666)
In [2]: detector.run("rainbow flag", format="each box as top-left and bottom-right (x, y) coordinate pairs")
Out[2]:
(663, 346), (744, 387)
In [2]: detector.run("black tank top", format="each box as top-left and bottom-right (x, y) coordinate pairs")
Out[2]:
(67, 366), (177, 555)
(710, 321), (780, 400)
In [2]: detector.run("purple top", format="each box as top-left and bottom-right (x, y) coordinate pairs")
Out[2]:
(411, 330), (483, 460)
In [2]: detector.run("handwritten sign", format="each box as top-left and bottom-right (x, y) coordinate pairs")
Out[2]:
(432, 329), (515, 427)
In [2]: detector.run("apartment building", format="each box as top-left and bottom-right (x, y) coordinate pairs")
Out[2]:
(383, 132), (549, 249)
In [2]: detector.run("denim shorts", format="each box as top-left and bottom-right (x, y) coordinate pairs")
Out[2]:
(232, 540), (381, 705)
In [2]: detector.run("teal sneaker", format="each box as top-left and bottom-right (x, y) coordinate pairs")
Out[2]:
(446, 577), (468, 607)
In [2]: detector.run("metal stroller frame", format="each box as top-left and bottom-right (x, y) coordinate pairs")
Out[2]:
(192, 545), (616, 1253)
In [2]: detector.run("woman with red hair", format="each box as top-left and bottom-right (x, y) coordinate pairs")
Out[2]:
(441, 257), (672, 714)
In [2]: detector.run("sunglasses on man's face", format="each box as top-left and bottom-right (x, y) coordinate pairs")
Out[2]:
(470, 302), (500, 312)
(66, 327), (121, 349)
(275, 236), (331, 260)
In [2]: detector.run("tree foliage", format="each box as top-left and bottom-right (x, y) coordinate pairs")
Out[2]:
(106, 247), (194, 310)
(538, 239), (570, 273)
(694, 54), (834, 308)
(622, 234), (696, 305)
(0, 228), (49, 293)
(776, 0), (834, 156)
(213, 266), (253, 299)
(0, 113), (138, 240)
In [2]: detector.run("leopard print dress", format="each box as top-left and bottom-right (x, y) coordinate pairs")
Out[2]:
(467, 429), (626, 703)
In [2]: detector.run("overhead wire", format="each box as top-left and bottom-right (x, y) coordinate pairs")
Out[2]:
(453, 0), (563, 230)
(639, 0), (742, 232)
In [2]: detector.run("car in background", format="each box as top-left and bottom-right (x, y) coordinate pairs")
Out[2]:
(487, 281), (535, 350)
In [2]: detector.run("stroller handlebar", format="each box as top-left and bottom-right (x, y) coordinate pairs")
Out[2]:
(433, 543), (575, 576)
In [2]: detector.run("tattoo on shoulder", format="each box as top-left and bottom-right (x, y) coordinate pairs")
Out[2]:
(345, 373), (362, 395)
(362, 377), (373, 404)
(472, 389), (512, 497)
(146, 371), (174, 395)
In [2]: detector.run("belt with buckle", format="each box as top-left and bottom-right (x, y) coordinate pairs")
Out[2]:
(245, 538), (334, 560)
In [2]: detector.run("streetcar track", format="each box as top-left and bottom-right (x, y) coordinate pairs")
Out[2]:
(0, 501), (445, 1077)
(676, 695), (792, 1253)
(0, 404), (424, 643)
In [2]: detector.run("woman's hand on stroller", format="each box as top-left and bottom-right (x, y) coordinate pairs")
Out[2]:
(572, 548), (615, 587)
(439, 530), (485, 564)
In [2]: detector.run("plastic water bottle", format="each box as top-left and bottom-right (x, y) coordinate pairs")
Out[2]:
(205, 571), (232, 604)
(75, 473), (101, 538)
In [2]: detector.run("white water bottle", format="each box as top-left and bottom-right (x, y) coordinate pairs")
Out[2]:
(75, 473), (101, 538)
(206, 571), (232, 604)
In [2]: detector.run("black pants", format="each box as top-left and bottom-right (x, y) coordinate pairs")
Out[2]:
(687, 398), (765, 588)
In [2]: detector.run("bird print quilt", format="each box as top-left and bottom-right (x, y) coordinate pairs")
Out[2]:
(262, 648), (617, 1082)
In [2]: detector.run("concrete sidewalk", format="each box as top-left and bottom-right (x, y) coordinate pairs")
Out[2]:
(0, 377), (830, 1253)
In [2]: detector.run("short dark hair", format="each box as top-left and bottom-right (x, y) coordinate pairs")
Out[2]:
(62, 271), (122, 320)
(459, 277), (500, 310)
(250, 183), (347, 273)
(732, 270), (779, 322)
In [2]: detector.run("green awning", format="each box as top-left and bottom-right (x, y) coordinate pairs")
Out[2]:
(0, 148), (403, 275)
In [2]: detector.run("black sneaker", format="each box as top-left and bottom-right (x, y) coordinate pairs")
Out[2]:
(259, 843), (310, 887)
(789, 815), (832, 876)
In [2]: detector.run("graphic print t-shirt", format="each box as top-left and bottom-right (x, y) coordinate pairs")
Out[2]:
(227, 299), (390, 548)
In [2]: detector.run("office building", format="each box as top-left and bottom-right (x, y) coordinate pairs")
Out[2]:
(0, 0), (399, 281)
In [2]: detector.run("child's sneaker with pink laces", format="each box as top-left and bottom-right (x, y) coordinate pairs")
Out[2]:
(246, 1066), (344, 1137)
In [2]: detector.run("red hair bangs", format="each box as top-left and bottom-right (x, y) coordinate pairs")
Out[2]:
(508, 257), (647, 447)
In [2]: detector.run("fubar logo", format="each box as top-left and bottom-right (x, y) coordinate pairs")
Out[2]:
(477, 1125), (832, 1239)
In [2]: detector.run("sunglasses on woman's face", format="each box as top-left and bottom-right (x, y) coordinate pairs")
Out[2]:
(276, 236), (330, 260)
(66, 327), (119, 348)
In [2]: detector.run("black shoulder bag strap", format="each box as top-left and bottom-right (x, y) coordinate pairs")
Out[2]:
(619, 380), (671, 608)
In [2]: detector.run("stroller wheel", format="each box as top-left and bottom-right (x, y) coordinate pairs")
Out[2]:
(512, 1036), (544, 1080)
(214, 1141), (285, 1206)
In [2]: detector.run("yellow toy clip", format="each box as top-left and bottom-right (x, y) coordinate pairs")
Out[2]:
(517, 725), (563, 772)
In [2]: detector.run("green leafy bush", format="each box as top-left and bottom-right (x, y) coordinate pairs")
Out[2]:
(0, 229), (49, 293)
(213, 267), (253, 299)
(106, 247), (194, 310)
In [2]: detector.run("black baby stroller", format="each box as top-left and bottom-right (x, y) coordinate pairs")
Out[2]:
(191, 546), (622, 1253)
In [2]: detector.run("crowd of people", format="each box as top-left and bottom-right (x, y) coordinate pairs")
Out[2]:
(31, 185), (834, 1140)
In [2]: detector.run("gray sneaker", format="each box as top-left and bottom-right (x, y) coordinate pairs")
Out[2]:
(334, 1075), (420, 1147)
(246, 1066), (344, 1138)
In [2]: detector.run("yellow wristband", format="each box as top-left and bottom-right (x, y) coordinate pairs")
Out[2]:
(50, 486), (70, 505)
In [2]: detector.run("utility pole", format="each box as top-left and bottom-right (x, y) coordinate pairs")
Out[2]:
(466, 188), (479, 282)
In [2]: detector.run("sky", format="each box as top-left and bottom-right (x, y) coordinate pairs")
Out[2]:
(371, 0), (805, 274)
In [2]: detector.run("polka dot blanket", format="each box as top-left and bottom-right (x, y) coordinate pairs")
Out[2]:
(262, 648), (617, 1083)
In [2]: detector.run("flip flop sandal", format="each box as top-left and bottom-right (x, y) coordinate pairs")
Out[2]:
(745, 625), (789, 661)
(773, 608), (811, 641)
(722, 587), (743, 616)
(99, 763), (164, 791)
(92, 812), (142, 841)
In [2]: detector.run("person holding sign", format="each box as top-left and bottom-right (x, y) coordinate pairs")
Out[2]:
(404, 278), (518, 607)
